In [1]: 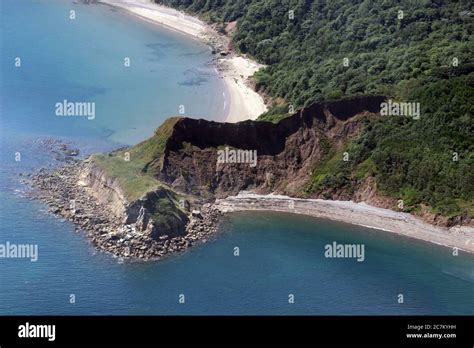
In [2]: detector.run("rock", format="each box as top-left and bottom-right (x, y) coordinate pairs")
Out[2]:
(26, 148), (224, 263)
(135, 206), (149, 231)
(64, 149), (80, 156)
(109, 234), (119, 241)
(192, 210), (203, 219)
(49, 207), (61, 214)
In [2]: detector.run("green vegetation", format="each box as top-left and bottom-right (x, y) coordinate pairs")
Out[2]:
(91, 153), (160, 202)
(156, 1), (473, 217)
(93, 150), (188, 232)
(126, 116), (181, 170)
(304, 74), (474, 215)
(156, 0), (472, 106)
(91, 117), (188, 233)
(149, 190), (188, 236)
(91, 117), (182, 201)
(360, 75), (472, 216)
(257, 104), (291, 123)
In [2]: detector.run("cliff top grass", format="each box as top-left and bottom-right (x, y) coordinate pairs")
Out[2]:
(91, 117), (182, 202)
(91, 153), (160, 202)
(127, 117), (181, 169)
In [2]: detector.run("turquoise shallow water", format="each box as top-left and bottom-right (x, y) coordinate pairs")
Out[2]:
(1, 0), (225, 144)
(0, 0), (473, 315)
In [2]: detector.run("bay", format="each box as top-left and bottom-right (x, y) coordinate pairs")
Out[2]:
(0, 0), (472, 315)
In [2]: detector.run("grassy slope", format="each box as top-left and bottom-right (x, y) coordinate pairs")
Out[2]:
(91, 117), (181, 202)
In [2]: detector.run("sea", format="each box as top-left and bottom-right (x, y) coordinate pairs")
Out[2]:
(0, 0), (473, 315)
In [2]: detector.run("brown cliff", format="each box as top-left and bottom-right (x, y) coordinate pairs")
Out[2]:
(153, 95), (385, 198)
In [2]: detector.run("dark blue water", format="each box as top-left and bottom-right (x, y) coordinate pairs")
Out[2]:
(0, 0), (473, 315)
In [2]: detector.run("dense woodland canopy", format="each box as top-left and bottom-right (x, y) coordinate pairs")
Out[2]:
(156, 0), (473, 219)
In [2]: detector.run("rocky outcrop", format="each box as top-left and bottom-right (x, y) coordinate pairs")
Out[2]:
(28, 160), (217, 261)
(124, 189), (189, 239)
(79, 159), (189, 237)
(81, 160), (128, 219)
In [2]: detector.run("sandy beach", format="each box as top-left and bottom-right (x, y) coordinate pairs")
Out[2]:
(98, 0), (267, 122)
(214, 192), (474, 254)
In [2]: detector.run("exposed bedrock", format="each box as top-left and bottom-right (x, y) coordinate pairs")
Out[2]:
(159, 95), (386, 197)
(84, 161), (189, 239)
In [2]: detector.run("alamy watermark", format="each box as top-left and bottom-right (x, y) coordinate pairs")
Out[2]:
(324, 241), (365, 262)
(55, 99), (95, 120)
(0, 241), (38, 262)
(18, 322), (55, 341)
(217, 146), (257, 167)
(380, 99), (420, 120)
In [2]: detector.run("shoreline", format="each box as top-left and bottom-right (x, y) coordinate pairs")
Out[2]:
(24, 146), (473, 262)
(26, 153), (474, 261)
(23, 2), (471, 258)
(97, 0), (268, 122)
(27, 159), (222, 262)
(214, 192), (474, 254)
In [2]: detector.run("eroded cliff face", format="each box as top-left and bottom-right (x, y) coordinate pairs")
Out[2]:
(82, 160), (188, 238)
(74, 95), (387, 244)
(29, 160), (208, 260)
(125, 189), (189, 239)
(81, 161), (128, 219)
(157, 96), (385, 198)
